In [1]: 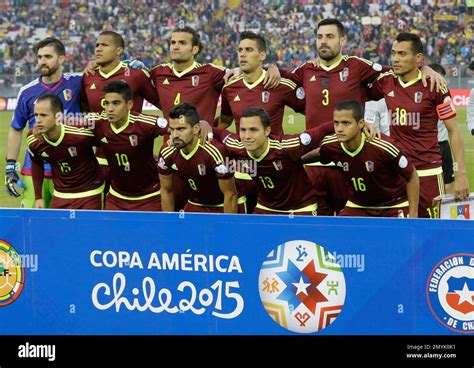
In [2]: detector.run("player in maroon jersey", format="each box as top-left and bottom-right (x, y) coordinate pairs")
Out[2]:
(284, 19), (445, 216)
(81, 30), (160, 184)
(367, 32), (469, 218)
(158, 103), (241, 214)
(27, 94), (104, 210)
(216, 32), (306, 213)
(86, 81), (168, 211)
(213, 107), (335, 216)
(217, 31), (305, 136)
(317, 100), (419, 218)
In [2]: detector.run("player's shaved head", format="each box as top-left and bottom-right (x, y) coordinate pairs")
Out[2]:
(169, 102), (200, 126)
(103, 80), (133, 102)
(34, 37), (66, 56)
(99, 31), (125, 50)
(396, 33), (423, 55)
(241, 107), (271, 129)
(240, 31), (267, 52)
(36, 94), (64, 114)
(334, 100), (364, 122)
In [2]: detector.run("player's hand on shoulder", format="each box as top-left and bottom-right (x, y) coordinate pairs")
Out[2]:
(224, 67), (240, 83)
(310, 57), (320, 68)
(363, 121), (380, 141)
(198, 120), (213, 145)
(264, 64), (281, 90)
(35, 199), (45, 209)
(420, 65), (447, 93)
(83, 60), (97, 76)
(5, 160), (26, 198)
(124, 59), (148, 72)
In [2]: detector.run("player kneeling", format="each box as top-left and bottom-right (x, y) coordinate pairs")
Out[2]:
(27, 94), (104, 210)
(158, 103), (243, 214)
(317, 100), (419, 217)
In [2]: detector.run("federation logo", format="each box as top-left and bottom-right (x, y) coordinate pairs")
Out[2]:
(68, 146), (77, 157)
(365, 160), (374, 172)
(259, 240), (346, 333)
(63, 89), (72, 101)
(339, 67), (349, 82)
(192, 75), (199, 86)
(262, 91), (270, 103)
(129, 135), (138, 146)
(426, 253), (474, 333)
(0, 240), (25, 307)
(414, 91), (423, 103)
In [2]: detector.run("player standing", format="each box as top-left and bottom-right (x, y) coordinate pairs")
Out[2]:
(217, 31), (305, 136)
(368, 33), (469, 218)
(5, 37), (82, 207)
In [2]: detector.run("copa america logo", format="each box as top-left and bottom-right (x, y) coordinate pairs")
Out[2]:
(259, 240), (346, 333)
(0, 240), (25, 306)
(426, 253), (474, 333)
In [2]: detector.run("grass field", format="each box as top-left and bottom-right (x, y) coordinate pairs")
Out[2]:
(0, 108), (472, 208)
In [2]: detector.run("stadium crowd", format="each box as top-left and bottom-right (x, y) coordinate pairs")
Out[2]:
(0, 0), (472, 77)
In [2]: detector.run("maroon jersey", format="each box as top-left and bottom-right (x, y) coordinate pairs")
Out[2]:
(27, 125), (104, 198)
(368, 70), (456, 170)
(158, 140), (233, 206)
(221, 71), (305, 136)
(319, 133), (415, 208)
(150, 62), (226, 124)
(87, 112), (169, 198)
(215, 124), (333, 212)
(288, 56), (386, 128)
(81, 62), (160, 113)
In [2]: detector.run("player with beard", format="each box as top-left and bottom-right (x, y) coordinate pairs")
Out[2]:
(284, 19), (444, 216)
(5, 37), (82, 208)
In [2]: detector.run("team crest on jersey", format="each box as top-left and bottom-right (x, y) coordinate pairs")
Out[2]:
(197, 164), (206, 176)
(129, 135), (138, 146)
(426, 253), (474, 333)
(259, 240), (346, 333)
(414, 92), (423, 103)
(63, 89), (72, 101)
(273, 160), (283, 171)
(339, 67), (349, 82)
(192, 75), (199, 86)
(68, 147), (77, 157)
(365, 160), (374, 172)
(262, 91), (270, 103)
(0, 240), (25, 307)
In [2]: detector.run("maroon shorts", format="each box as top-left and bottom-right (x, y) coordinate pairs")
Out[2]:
(184, 201), (247, 214)
(419, 172), (444, 218)
(305, 165), (353, 216)
(339, 206), (409, 218)
(51, 193), (103, 210)
(105, 193), (162, 211)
